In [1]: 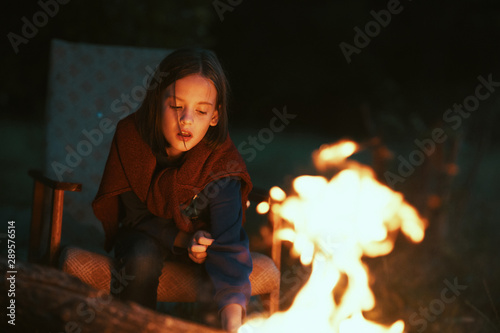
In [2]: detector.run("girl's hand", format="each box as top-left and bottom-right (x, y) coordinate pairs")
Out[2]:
(188, 230), (214, 264)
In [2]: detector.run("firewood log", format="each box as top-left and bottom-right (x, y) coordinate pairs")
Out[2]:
(0, 257), (224, 333)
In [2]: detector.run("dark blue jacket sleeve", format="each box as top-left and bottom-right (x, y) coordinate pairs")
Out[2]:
(202, 178), (253, 312)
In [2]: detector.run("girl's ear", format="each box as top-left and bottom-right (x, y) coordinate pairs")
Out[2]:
(210, 109), (219, 126)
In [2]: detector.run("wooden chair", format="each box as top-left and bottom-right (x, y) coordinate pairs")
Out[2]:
(27, 39), (281, 314)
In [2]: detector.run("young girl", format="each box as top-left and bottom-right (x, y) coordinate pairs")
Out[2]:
(92, 48), (253, 332)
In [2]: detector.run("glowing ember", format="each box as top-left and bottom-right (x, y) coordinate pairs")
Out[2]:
(256, 187), (287, 215)
(256, 201), (270, 214)
(243, 140), (427, 333)
(269, 186), (286, 202)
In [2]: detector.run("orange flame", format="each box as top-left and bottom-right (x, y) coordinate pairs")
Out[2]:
(243, 140), (427, 333)
(313, 139), (359, 172)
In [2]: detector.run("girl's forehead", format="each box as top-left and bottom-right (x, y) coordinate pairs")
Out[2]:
(164, 74), (217, 101)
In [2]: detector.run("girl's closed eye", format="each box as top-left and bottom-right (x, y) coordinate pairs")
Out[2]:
(169, 105), (207, 115)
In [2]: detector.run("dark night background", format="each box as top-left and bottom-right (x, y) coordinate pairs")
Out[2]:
(1, 1), (499, 332)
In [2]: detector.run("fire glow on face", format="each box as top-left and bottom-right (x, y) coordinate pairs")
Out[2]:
(243, 140), (427, 333)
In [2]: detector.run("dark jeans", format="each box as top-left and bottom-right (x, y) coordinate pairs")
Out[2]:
(112, 228), (168, 309)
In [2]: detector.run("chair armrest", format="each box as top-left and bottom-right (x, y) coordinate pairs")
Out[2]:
(248, 186), (282, 313)
(28, 169), (82, 266)
(28, 169), (82, 192)
(247, 186), (282, 273)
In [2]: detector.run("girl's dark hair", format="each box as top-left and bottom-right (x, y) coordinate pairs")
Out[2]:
(135, 48), (230, 155)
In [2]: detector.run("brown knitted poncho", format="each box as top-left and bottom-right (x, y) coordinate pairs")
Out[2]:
(92, 113), (252, 252)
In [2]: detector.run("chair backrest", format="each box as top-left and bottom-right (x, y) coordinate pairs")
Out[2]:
(44, 39), (171, 252)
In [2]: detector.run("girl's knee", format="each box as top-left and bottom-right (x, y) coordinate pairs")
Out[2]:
(117, 234), (165, 275)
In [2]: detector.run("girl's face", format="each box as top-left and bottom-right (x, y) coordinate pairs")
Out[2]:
(161, 74), (219, 159)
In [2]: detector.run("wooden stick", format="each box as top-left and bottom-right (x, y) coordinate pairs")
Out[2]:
(483, 279), (500, 325)
(48, 189), (64, 266)
(269, 199), (282, 313)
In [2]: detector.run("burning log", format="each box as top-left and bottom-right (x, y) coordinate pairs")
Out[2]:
(0, 258), (224, 333)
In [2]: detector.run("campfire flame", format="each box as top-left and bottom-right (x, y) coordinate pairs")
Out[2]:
(242, 140), (426, 333)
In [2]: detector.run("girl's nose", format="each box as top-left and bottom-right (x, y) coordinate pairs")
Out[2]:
(179, 108), (194, 125)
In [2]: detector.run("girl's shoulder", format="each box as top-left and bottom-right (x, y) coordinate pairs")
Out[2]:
(115, 113), (137, 133)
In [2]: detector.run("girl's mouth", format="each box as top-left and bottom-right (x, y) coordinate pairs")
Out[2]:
(177, 130), (193, 142)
